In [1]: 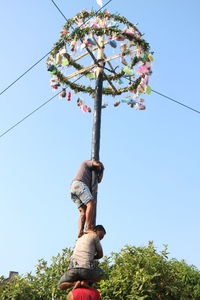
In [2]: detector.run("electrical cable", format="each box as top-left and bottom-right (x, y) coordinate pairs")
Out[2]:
(0, 0), (198, 141)
(101, 66), (200, 114)
(151, 90), (200, 114)
(96, 61), (200, 114)
(0, 74), (85, 139)
(0, 0), (112, 97)
(51, 0), (112, 22)
(0, 93), (59, 139)
(1, 0), (198, 115)
(51, 0), (114, 74)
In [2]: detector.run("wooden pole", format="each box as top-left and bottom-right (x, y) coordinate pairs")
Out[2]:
(91, 35), (104, 226)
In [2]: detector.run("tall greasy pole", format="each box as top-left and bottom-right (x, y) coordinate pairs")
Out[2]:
(91, 35), (105, 226)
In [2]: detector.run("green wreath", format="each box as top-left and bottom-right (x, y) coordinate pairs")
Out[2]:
(47, 9), (153, 109)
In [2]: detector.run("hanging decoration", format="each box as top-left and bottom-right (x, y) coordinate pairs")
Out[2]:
(96, 0), (103, 7)
(47, 10), (153, 112)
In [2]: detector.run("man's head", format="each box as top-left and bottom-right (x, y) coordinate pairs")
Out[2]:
(94, 225), (106, 240)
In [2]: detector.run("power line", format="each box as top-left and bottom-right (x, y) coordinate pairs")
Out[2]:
(0, 0), (113, 139)
(1, 84), (199, 140)
(3, 1), (196, 115)
(151, 90), (200, 114)
(0, 2), (198, 140)
(0, 0), (112, 97)
(51, 0), (112, 22)
(101, 61), (200, 114)
(51, 0), (113, 74)
(104, 65), (200, 114)
(0, 93), (59, 139)
(51, 0), (68, 21)
(0, 53), (52, 97)
(0, 74), (85, 139)
(99, 60), (200, 114)
(51, 0), (198, 115)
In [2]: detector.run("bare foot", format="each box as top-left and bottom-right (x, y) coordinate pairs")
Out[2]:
(73, 281), (81, 290)
(59, 282), (74, 290)
(81, 281), (90, 288)
(84, 226), (94, 234)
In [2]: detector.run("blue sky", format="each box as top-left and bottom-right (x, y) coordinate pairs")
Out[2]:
(0, 0), (199, 278)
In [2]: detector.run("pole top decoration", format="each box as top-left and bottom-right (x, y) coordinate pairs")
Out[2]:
(47, 10), (153, 112)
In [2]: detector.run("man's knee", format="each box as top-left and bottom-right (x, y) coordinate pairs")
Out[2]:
(86, 199), (96, 207)
(67, 292), (74, 300)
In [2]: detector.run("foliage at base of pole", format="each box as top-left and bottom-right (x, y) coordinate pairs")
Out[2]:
(1, 243), (200, 299)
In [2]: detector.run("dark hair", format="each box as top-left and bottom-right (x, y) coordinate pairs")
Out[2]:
(94, 225), (106, 234)
(99, 162), (105, 170)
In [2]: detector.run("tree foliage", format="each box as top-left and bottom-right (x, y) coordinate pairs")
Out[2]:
(1, 242), (200, 299)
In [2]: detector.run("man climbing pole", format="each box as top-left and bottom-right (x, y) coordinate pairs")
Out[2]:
(59, 225), (106, 290)
(67, 287), (102, 300)
(70, 160), (104, 238)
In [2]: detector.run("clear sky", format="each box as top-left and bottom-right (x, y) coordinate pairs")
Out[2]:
(0, 0), (199, 278)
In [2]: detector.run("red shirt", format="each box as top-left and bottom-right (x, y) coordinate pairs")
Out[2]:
(71, 288), (102, 300)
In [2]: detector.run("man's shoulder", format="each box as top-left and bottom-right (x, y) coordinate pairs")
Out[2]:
(82, 159), (92, 164)
(76, 232), (96, 241)
(78, 232), (100, 245)
(84, 232), (98, 240)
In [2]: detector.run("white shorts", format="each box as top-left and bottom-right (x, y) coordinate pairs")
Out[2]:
(70, 180), (94, 208)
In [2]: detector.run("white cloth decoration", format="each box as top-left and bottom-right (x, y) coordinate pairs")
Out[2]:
(96, 0), (103, 7)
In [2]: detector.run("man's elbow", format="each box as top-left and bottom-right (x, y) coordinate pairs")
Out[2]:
(96, 250), (103, 259)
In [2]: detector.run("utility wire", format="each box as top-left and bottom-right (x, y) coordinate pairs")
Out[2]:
(0, 74), (85, 139)
(46, 1), (200, 116)
(1, 82), (199, 140)
(0, 0), (113, 139)
(51, 0), (114, 75)
(52, 0), (198, 116)
(51, 0), (112, 22)
(0, 1), (198, 140)
(95, 58), (200, 114)
(0, 93), (59, 139)
(51, 0), (68, 21)
(0, 54), (52, 97)
(102, 66), (200, 114)
(1, 84), (199, 140)
(0, 0), (112, 97)
(1, 0), (198, 115)
(36, 1), (200, 117)
(151, 90), (200, 114)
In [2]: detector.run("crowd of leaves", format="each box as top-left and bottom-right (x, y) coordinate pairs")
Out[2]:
(1, 242), (200, 299)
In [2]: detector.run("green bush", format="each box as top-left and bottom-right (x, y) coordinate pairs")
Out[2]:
(97, 242), (200, 299)
(1, 242), (200, 299)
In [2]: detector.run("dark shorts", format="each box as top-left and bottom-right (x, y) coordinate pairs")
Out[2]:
(59, 267), (104, 283)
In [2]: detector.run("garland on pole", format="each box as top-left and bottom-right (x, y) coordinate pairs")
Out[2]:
(47, 10), (153, 112)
